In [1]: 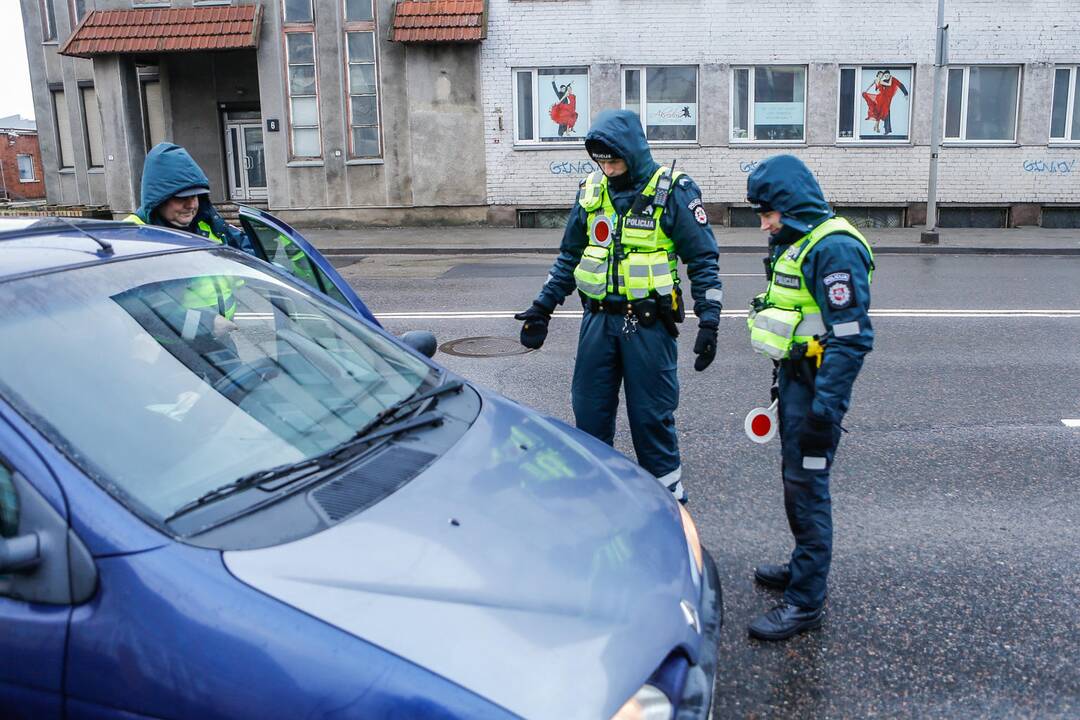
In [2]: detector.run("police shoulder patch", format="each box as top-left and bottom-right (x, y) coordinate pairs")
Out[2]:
(823, 268), (854, 309)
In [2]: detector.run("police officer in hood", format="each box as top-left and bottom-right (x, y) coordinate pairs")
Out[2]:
(125, 142), (253, 253)
(744, 155), (874, 640)
(515, 109), (724, 504)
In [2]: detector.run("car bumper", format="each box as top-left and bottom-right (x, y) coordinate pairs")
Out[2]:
(676, 548), (722, 720)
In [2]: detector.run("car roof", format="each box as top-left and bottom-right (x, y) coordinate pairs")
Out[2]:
(0, 218), (217, 280)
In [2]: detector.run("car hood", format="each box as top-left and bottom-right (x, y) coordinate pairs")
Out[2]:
(224, 389), (702, 719)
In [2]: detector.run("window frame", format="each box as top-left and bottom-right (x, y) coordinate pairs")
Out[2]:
(40, 0), (57, 42)
(511, 66), (591, 147)
(342, 1), (381, 160)
(68, 0), (88, 26)
(836, 64), (914, 145)
(621, 65), (700, 145)
(52, 89), (75, 170)
(943, 64), (1022, 144)
(80, 85), (105, 169)
(1050, 65), (1080, 145)
(730, 65), (808, 145)
(281, 11), (322, 160)
(16, 154), (36, 182)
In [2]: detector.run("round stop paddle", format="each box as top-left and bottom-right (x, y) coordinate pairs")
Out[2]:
(744, 400), (779, 444)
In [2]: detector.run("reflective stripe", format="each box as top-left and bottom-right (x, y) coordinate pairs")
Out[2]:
(753, 312), (797, 340)
(706, 288), (724, 303)
(182, 309), (201, 341)
(751, 337), (789, 361)
(833, 320), (860, 337)
(802, 456), (827, 470)
(794, 313), (826, 337)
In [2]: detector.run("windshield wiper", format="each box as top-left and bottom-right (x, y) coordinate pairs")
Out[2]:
(165, 379), (464, 523)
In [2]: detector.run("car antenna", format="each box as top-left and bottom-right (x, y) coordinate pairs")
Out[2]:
(57, 216), (113, 255)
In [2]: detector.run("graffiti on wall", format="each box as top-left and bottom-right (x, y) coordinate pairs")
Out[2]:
(1023, 159), (1077, 174)
(739, 161), (760, 173)
(549, 160), (596, 176)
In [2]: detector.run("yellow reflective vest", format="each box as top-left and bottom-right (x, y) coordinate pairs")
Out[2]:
(572, 167), (682, 301)
(748, 217), (874, 360)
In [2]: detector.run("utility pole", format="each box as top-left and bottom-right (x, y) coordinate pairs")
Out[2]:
(922, 0), (948, 244)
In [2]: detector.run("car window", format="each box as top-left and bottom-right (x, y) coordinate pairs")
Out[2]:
(0, 462), (17, 538)
(0, 250), (432, 525)
(240, 214), (351, 306)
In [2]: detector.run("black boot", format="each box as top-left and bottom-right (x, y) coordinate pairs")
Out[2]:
(753, 563), (791, 590)
(747, 602), (824, 641)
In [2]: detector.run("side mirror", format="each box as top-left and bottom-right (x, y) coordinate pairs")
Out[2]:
(400, 330), (437, 358)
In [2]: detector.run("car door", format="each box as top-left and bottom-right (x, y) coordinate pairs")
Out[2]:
(0, 413), (96, 719)
(236, 206), (380, 327)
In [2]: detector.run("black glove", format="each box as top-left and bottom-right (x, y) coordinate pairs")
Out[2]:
(799, 412), (836, 456)
(692, 325), (718, 371)
(514, 302), (551, 349)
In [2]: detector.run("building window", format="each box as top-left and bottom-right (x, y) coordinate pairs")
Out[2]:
(285, 32), (321, 158)
(622, 66), (698, 143)
(141, 79), (165, 151)
(513, 67), (590, 144)
(732, 66), (806, 143)
(346, 32), (380, 157)
(344, 0), (372, 21)
(944, 65), (1020, 142)
(1050, 66), (1080, 143)
(81, 86), (105, 168)
(70, 0), (87, 24)
(838, 66), (912, 142)
(283, 0), (313, 24)
(17, 155), (35, 182)
(52, 90), (75, 169)
(41, 0), (57, 41)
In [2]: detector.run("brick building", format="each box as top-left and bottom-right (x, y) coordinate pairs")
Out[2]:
(17, 0), (1080, 227)
(481, 0), (1080, 228)
(0, 116), (46, 202)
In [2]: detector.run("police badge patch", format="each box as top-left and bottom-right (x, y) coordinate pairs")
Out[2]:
(687, 197), (709, 225)
(823, 269), (854, 309)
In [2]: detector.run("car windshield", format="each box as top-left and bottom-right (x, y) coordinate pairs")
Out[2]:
(0, 249), (433, 524)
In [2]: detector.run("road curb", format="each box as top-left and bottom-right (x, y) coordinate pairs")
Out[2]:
(319, 246), (1080, 256)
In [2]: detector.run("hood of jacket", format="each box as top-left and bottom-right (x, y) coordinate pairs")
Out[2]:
(135, 143), (213, 225)
(746, 154), (833, 235)
(586, 110), (659, 191)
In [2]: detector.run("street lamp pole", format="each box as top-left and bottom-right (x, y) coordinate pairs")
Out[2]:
(922, 0), (948, 244)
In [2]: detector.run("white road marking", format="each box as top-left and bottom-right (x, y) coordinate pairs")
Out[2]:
(374, 309), (1080, 321)
(1063, 419), (1080, 428)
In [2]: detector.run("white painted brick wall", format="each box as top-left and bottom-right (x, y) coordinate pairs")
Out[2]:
(481, 1), (1080, 211)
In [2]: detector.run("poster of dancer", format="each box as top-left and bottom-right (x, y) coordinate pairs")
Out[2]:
(859, 67), (911, 140)
(538, 69), (589, 141)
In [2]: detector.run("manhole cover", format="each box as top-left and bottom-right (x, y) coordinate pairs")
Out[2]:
(440, 336), (533, 358)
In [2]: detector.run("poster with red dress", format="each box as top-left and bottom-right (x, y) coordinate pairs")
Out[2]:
(859, 68), (911, 139)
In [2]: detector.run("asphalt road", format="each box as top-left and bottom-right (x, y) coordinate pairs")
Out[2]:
(337, 253), (1080, 719)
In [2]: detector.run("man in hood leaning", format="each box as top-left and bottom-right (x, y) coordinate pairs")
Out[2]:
(744, 155), (875, 640)
(515, 109), (724, 505)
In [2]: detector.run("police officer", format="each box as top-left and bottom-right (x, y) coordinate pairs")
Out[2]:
(125, 142), (254, 254)
(743, 155), (874, 640)
(515, 109), (724, 504)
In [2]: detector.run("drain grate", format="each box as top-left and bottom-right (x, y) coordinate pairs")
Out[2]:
(440, 336), (533, 358)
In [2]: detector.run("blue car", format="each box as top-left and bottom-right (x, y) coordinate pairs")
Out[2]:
(0, 210), (721, 720)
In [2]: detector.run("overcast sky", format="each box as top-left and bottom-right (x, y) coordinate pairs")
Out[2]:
(1, 3), (37, 120)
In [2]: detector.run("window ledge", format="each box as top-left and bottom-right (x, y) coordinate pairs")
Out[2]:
(1047, 141), (1080, 147)
(88, 167), (105, 174)
(287, 159), (325, 167)
(345, 158), (384, 166)
(647, 143), (700, 149)
(512, 143), (587, 151)
(59, 168), (76, 174)
(729, 141), (807, 147)
(18, 179), (38, 183)
(836, 139), (913, 146)
(941, 141), (1020, 148)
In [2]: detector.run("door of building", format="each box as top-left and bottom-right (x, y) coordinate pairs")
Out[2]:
(224, 120), (267, 202)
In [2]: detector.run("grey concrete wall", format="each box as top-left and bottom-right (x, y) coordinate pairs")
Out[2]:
(93, 55), (149, 215)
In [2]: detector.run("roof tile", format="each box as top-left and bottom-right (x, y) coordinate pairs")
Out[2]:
(390, 0), (485, 43)
(59, 4), (260, 58)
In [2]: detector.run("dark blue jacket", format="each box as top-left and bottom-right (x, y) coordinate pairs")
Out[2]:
(748, 155), (874, 423)
(536, 110), (723, 328)
(135, 143), (253, 254)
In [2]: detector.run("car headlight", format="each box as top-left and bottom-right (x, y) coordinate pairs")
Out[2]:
(610, 684), (673, 720)
(678, 503), (704, 577)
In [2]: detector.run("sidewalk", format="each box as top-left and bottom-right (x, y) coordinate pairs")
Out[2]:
(300, 225), (1080, 256)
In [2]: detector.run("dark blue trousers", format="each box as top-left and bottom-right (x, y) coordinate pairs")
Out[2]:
(571, 311), (680, 478)
(778, 363), (843, 609)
